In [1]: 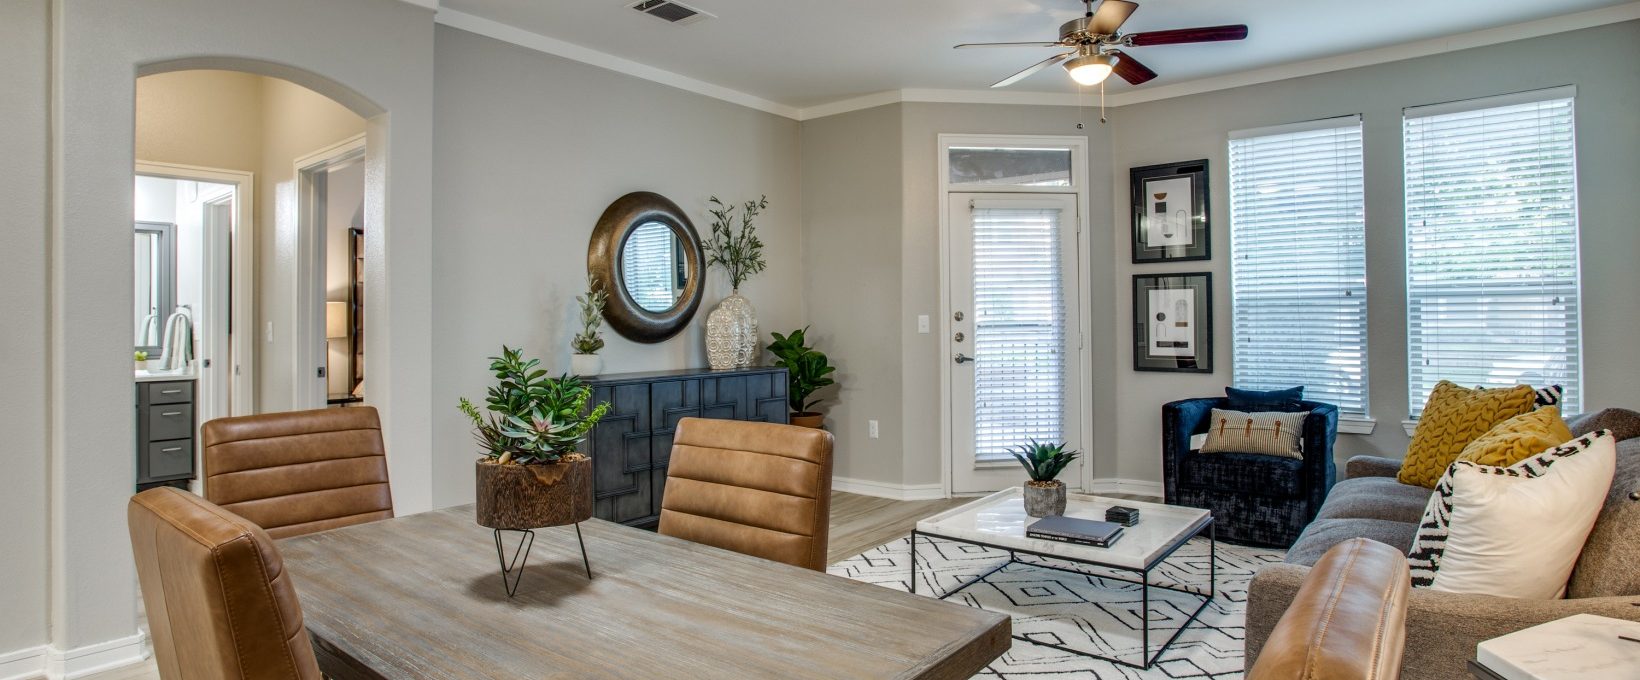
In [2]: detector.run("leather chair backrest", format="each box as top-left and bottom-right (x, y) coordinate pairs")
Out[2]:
(129, 487), (322, 680)
(1248, 538), (1410, 680)
(658, 417), (835, 570)
(203, 406), (392, 538)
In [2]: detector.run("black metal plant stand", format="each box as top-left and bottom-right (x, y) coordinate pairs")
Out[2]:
(493, 523), (593, 598)
(908, 519), (1215, 670)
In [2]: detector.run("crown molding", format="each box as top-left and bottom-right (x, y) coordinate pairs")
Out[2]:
(398, 0), (439, 10)
(433, 9), (801, 120)
(1103, 1), (1640, 108)
(435, 2), (1640, 122)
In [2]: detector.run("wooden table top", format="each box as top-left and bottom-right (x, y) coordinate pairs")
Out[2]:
(279, 505), (1010, 679)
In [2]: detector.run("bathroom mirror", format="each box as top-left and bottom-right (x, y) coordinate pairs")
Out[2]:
(134, 221), (176, 356)
(588, 191), (704, 343)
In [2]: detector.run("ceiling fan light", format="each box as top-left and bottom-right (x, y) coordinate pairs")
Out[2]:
(1064, 52), (1117, 86)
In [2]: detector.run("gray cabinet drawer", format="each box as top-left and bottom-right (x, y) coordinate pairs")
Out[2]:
(147, 381), (193, 405)
(145, 440), (193, 479)
(148, 404), (193, 441)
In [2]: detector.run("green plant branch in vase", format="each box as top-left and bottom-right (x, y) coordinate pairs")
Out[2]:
(459, 346), (611, 465)
(767, 327), (836, 427)
(571, 275), (607, 356)
(704, 195), (768, 291)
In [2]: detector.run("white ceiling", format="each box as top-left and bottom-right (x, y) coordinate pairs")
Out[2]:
(442, 0), (1635, 109)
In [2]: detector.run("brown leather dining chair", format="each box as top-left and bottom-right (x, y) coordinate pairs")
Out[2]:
(129, 487), (322, 680)
(1247, 538), (1411, 680)
(657, 417), (835, 570)
(202, 406), (392, 538)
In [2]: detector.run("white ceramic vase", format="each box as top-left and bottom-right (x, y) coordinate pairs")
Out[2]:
(570, 353), (602, 377)
(706, 290), (758, 369)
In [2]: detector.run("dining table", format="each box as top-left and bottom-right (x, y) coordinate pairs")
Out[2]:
(278, 505), (1011, 679)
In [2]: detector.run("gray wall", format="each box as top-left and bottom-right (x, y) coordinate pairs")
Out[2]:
(0, 0), (50, 659)
(1105, 20), (1640, 482)
(38, 0), (436, 652)
(800, 104), (905, 484)
(430, 26), (805, 507)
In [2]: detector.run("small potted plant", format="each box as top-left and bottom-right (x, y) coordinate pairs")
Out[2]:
(459, 346), (610, 533)
(767, 327), (836, 428)
(1012, 439), (1081, 517)
(134, 350), (148, 369)
(703, 195), (768, 369)
(570, 275), (607, 376)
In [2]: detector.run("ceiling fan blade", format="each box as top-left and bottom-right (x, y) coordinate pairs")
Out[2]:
(991, 52), (1074, 88)
(954, 41), (1066, 49)
(1110, 50), (1158, 85)
(1087, 0), (1139, 35)
(1126, 24), (1249, 46)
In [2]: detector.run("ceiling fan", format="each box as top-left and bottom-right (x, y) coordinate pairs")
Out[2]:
(955, 0), (1248, 88)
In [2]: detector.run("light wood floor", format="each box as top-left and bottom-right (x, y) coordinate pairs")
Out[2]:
(86, 491), (1153, 680)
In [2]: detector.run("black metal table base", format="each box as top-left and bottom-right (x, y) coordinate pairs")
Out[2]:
(493, 523), (593, 598)
(909, 521), (1215, 670)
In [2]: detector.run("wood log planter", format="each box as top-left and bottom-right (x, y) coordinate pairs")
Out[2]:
(475, 456), (594, 530)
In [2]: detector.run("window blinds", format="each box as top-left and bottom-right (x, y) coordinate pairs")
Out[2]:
(1228, 116), (1369, 417)
(1404, 88), (1581, 416)
(621, 226), (678, 312)
(971, 204), (1067, 463)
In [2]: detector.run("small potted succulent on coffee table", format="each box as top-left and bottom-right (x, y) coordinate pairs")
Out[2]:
(1011, 439), (1081, 518)
(459, 345), (610, 596)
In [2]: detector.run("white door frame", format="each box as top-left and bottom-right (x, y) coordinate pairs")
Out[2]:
(134, 160), (256, 424)
(937, 134), (1093, 497)
(293, 133), (366, 410)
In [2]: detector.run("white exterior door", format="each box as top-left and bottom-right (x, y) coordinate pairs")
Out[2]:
(948, 192), (1083, 494)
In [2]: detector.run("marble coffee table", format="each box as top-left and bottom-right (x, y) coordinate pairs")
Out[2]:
(911, 487), (1215, 669)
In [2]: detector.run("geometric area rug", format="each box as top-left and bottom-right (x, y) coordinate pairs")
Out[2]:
(827, 535), (1285, 679)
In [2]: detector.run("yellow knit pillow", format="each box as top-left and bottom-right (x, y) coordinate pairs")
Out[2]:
(1399, 381), (1536, 488)
(1456, 406), (1572, 468)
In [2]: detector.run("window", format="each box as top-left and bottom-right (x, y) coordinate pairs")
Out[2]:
(1404, 87), (1581, 416)
(1228, 116), (1369, 421)
(948, 147), (1073, 187)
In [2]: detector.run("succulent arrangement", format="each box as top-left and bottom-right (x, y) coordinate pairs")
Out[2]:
(1010, 439), (1081, 486)
(767, 327), (836, 415)
(459, 346), (610, 465)
(704, 195), (768, 290)
(571, 275), (607, 355)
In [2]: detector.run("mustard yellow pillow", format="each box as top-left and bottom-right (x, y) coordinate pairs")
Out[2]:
(1456, 407), (1572, 468)
(1399, 381), (1536, 488)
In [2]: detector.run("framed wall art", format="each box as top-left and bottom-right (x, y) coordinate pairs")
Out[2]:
(1133, 272), (1213, 373)
(1130, 160), (1209, 263)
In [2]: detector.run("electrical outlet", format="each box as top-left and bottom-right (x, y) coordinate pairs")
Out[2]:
(868, 420), (879, 439)
(917, 315), (930, 334)
(265, 321), (273, 343)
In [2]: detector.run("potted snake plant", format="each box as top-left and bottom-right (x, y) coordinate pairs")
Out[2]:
(1012, 440), (1081, 517)
(459, 346), (610, 530)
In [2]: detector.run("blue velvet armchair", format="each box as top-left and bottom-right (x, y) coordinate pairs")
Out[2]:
(1162, 398), (1339, 548)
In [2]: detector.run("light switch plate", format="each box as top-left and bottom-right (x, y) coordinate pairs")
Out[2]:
(868, 420), (880, 438)
(917, 315), (930, 333)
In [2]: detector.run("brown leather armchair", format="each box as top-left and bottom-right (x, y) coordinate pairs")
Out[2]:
(129, 487), (322, 680)
(658, 417), (835, 570)
(1247, 538), (1410, 680)
(202, 406), (392, 538)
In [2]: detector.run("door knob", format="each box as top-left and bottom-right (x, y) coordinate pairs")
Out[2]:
(954, 353), (974, 364)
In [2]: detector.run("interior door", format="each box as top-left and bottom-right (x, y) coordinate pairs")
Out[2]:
(949, 193), (1083, 494)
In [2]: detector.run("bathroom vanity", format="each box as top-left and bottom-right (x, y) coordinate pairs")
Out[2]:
(136, 370), (196, 491)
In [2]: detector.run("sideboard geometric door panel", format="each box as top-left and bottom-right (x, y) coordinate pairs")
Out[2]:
(583, 366), (789, 529)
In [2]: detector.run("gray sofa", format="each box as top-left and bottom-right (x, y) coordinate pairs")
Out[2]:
(1245, 408), (1640, 679)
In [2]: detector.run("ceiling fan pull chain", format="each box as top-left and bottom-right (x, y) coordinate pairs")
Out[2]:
(1099, 78), (1107, 124)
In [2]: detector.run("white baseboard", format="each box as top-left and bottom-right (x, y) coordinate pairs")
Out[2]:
(1085, 478), (1164, 500)
(42, 633), (148, 680)
(832, 476), (946, 501)
(0, 645), (47, 680)
(834, 475), (1164, 502)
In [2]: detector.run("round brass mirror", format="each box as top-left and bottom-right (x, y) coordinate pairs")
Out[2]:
(588, 192), (704, 343)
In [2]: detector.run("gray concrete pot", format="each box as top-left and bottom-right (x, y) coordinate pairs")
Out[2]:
(1023, 481), (1066, 518)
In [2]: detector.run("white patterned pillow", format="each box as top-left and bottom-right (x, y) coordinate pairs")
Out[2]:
(1408, 430), (1615, 598)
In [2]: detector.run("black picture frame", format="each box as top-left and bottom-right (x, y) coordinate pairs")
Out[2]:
(1130, 160), (1210, 263)
(1133, 272), (1213, 373)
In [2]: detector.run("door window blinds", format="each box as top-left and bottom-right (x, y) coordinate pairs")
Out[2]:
(1228, 116), (1369, 417)
(971, 204), (1067, 463)
(1404, 88), (1581, 416)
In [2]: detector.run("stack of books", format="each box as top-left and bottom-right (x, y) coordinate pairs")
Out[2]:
(1026, 516), (1124, 548)
(1105, 506), (1140, 527)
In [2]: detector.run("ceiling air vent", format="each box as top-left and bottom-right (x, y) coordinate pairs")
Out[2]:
(630, 0), (713, 25)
